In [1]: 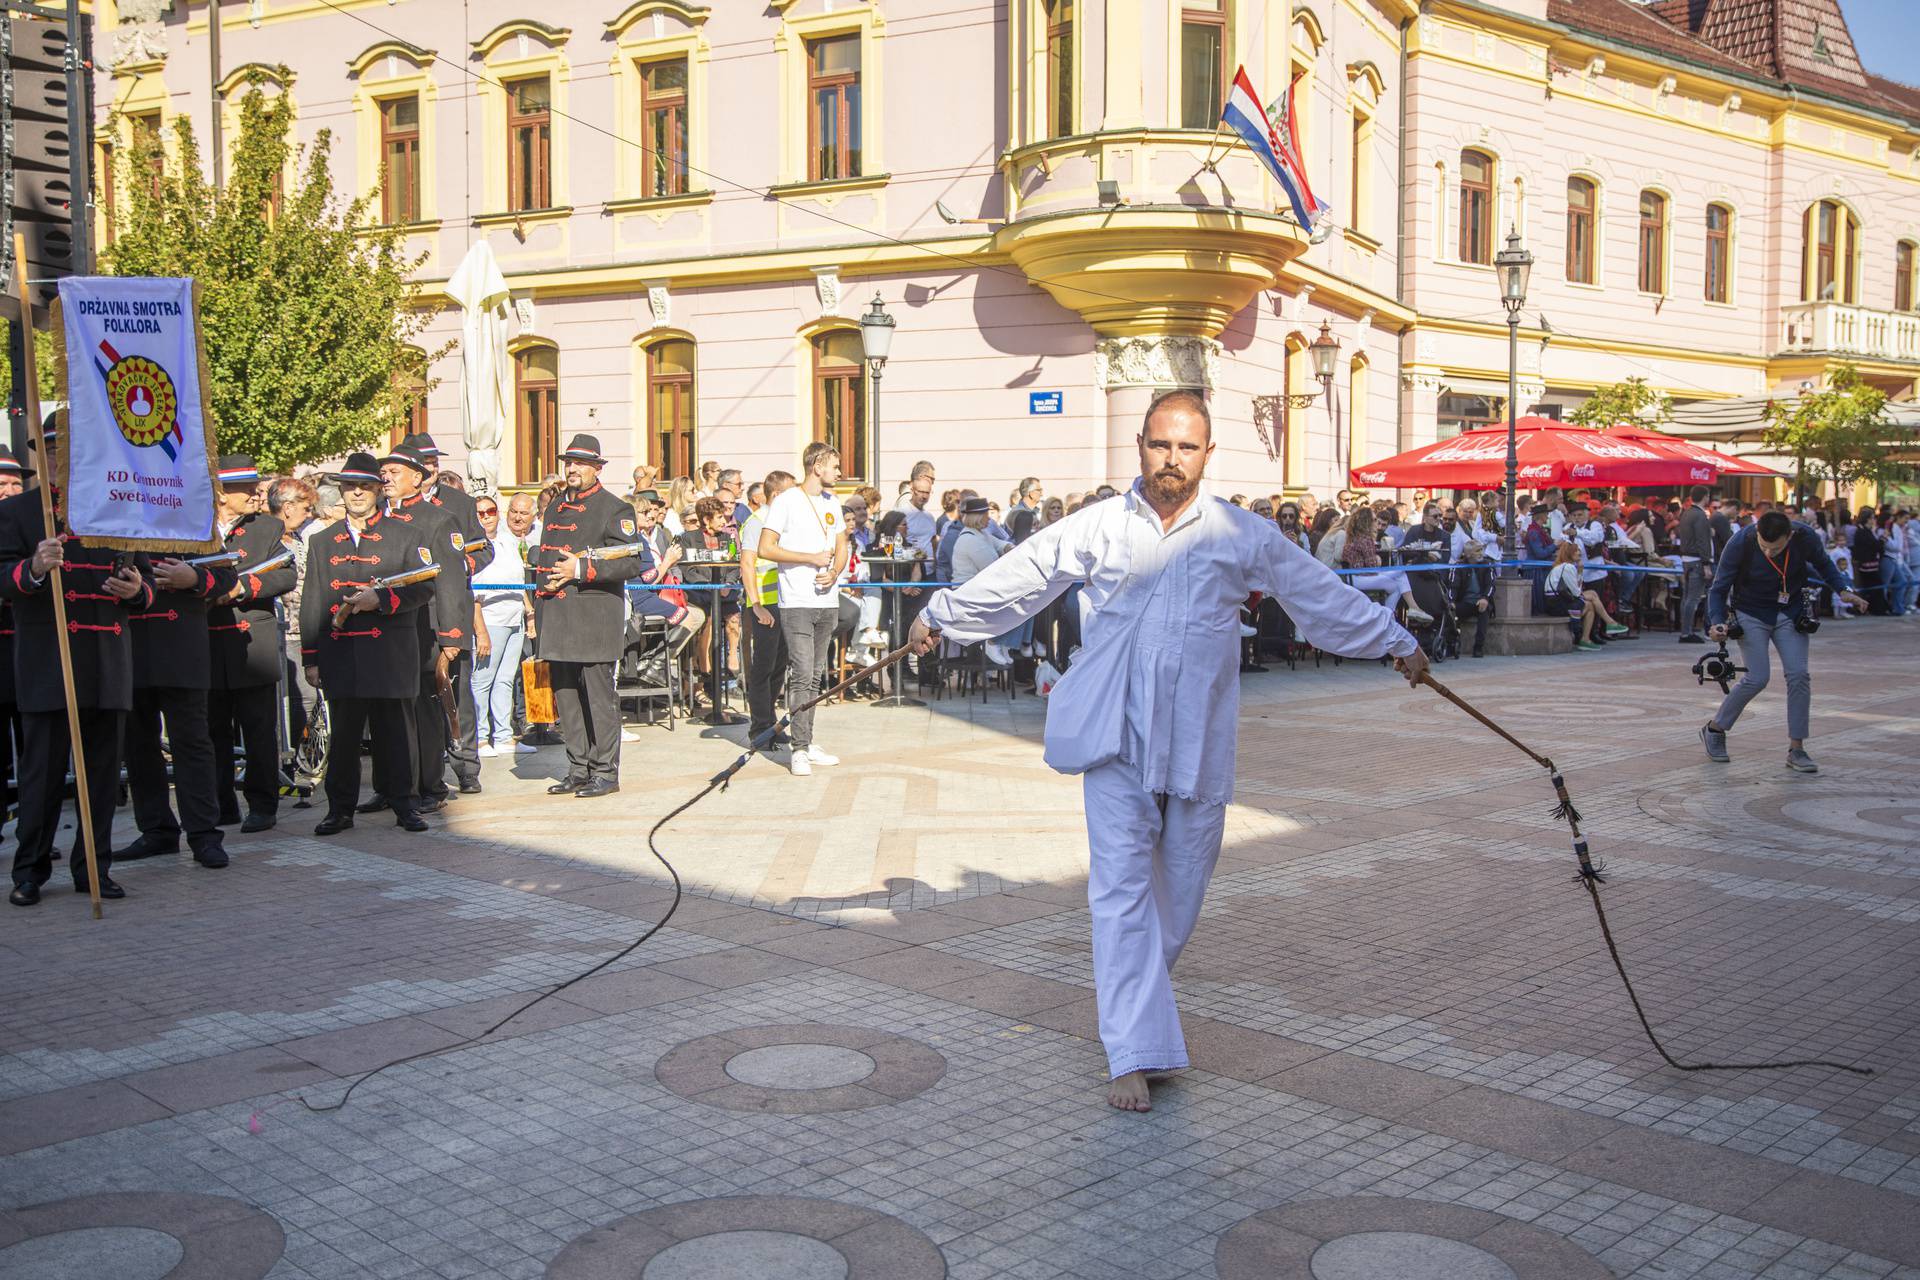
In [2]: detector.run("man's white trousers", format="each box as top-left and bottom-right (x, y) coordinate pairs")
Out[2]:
(1082, 760), (1226, 1080)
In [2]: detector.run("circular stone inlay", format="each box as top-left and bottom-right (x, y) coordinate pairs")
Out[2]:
(1311, 1232), (1517, 1280)
(0, 1227), (184, 1280)
(725, 1044), (877, 1090)
(642, 1230), (849, 1280)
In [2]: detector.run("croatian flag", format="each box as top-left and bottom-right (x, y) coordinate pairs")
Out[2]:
(1221, 66), (1335, 243)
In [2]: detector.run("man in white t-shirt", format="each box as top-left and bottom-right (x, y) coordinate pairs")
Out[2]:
(757, 442), (850, 776)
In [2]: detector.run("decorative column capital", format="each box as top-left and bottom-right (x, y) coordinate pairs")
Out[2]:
(1093, 336), (1222, 391)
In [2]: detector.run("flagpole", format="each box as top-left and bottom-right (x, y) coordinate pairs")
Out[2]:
(12, 234), (105, 919)
(1200, 119), (1232, 173)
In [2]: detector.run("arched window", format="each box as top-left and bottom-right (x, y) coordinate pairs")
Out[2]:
(514, 343), (559, 484)
(1896, 239), (1916, 312)
(646, 339), (696, 478)
(1637, 190), (1667, 294)
(1565, 176), (1596, 284)
(390, 346), (428, 449)
(1458, 149), (1493, 264)
(1802, 199), (1859, 303)
(1043, 0), (1075, 139)
(1705, 203), (1732, 304)
(811, 330), (867, 481)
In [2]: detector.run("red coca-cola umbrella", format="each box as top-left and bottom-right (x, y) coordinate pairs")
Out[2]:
(1349, 418), (1719, 489)
(1598, 424), (1782, 478)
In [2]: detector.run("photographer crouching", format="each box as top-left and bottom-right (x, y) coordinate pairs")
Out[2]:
(1700, 510), (1867, 773)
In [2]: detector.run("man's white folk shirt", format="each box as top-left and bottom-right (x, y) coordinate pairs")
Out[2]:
(923, 482), (1417, 806)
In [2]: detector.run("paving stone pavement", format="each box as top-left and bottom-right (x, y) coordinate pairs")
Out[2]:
(1, 621), (1917, 1278)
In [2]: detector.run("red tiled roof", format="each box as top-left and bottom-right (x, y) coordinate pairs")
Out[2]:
(1546, 0), (1909, 123)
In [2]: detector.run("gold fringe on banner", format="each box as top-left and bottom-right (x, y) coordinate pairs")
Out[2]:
(49, 281), (224, 555)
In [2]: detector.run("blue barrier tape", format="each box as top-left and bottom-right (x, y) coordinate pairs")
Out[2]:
(469, 559), (1685, 592)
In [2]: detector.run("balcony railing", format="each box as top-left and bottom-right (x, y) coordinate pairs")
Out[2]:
(1779, 301), (1920, 363)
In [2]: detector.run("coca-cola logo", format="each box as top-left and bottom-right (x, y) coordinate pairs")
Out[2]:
(1690, 466), (1713, 482)
(1355, 471), (1387, 485)
(1423, 439), (1510, 463)
(1568, 437), (1662, 460)
(1518, 464), (1555, 479)
(1571, 464), (1596, 478)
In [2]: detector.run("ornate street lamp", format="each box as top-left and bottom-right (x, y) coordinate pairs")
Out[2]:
(858, 292), (895, 484)
(1494, 229), (1533, 571)
(1282, 320), (1341, 410)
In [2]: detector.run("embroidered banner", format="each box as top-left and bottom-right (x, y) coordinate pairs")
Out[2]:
(54, 276), (221, 552)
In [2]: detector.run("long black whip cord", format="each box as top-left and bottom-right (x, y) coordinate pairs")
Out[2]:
(1418, 671), (1872, 1078)
(251, 644), (922, 1130)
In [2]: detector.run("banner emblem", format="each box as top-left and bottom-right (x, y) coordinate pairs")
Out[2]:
(99, 342), (183, 459)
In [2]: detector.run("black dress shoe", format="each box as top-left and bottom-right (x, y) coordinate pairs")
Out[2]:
(355, 793), (392, 814)
(575, 778), (620, 799)
(9, 883), (39, 907)
(217, 810), (242, 827)
(1679, 634), (1706, 644)
(193, 844), (230, 869)
(396, 812), (429, 833)
(314, 813), (354, 836)
(547, 778), (587, 795)
(113, 835), (179, 862)
(73, 878), (126, 900)
(239, 813), (276, 834)
(415, 795), (449, 815)
(458, 779), (483, 795)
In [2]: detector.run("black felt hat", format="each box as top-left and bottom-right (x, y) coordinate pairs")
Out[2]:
(559, 434), (606, 465)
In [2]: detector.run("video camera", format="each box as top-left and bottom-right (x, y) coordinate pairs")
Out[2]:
(1692, 641), (1746, 695)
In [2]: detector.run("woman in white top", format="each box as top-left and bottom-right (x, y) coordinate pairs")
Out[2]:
(951, 497), (1029, 664)
(661, 476), (697, 537)
(1546, 541), (1627, 650)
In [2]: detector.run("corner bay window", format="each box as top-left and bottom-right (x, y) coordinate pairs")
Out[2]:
(807, 34), (861, 182)
(507, 75), (552, 212)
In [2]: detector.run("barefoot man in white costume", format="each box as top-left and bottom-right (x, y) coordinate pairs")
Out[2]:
(909, 390), (1428, 1111)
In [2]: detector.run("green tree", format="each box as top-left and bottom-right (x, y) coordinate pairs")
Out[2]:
(100, 77), (447, 470)
(0, 319), (61, 403)
(1761, 365), (1912, 501)
(1568, 376), (1675, 430)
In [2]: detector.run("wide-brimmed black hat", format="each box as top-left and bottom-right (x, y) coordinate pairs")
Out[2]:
(400, 431), (442, 459)
(0, 446), (34, 479)
(378, 444), (432, 476)
(556, 435), (599, 466)
(217, 454), (260, 487)
(559, 434), (606, 465)
(329, 452), (384, 486)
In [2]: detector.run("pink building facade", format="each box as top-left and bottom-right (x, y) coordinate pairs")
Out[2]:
(92, 0), (1920, 501)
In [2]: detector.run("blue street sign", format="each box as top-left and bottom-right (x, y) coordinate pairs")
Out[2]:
(1029, 391), (1063, 415)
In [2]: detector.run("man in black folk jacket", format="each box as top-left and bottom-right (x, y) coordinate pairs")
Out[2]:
(119, 542), (239, 868)
(299, 454), (437, 835)
(208, 456), (299, 832)
(0, 490), (156, 906)
(533, 434), (682, 798)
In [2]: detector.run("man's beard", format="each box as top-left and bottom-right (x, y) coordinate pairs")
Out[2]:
(1144, 466), (1199, 505)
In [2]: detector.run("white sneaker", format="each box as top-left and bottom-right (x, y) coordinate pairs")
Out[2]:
(1405, 605), (1436, 626)
(804, 745), (839, 767)
(511, 741), (538, 754)
(477, 742), (499, 758)
(983, 642), (1012, 666)
(861, 627), (888, 647)
(1238, 622), (1257, 638)
(790, 752), (813, 777)
(621, 727), (643, 742)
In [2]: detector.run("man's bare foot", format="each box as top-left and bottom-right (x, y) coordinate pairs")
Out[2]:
(1107, 1070), (1151, 1112)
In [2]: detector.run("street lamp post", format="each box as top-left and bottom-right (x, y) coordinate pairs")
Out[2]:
(1308, 321), (1341, 486)
(858, 293), (895, 485)
(1494, 229), (1533, 573)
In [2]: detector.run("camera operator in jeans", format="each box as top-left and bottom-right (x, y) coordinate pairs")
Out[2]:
(1701, 510), (1866, 774)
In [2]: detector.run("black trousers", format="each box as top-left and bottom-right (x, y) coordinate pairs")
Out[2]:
(14, 708), (122, 889)
(413, 650), (479, 799)
(325, 697), (417, 820)
(551, 660), (620, 782)
(743, 605), (787, 737)
(125, 686), (224, 853)
(209, 683), (280, 819)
